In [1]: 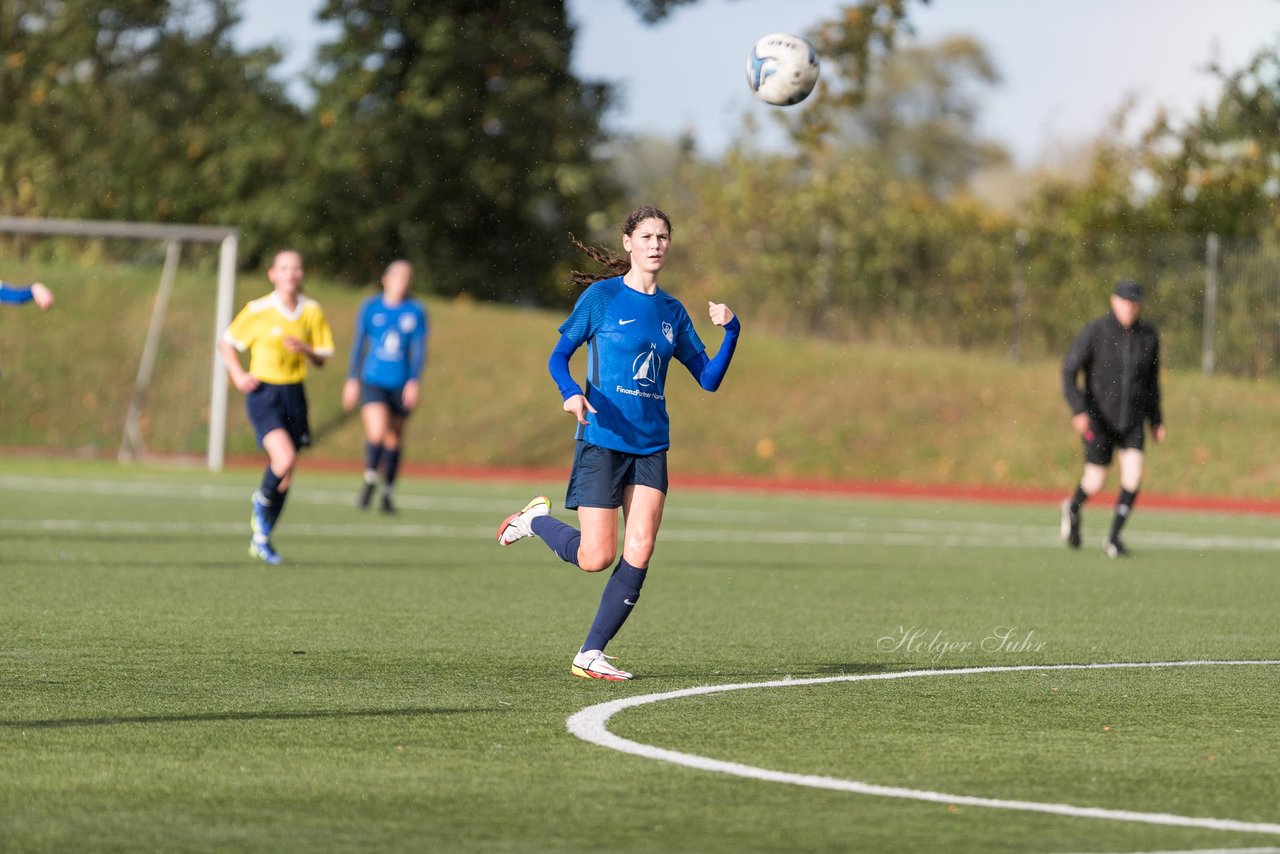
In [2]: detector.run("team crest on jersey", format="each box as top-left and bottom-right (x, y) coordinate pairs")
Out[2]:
(662, 321), (674, 345)
(399, 314), (417, 333)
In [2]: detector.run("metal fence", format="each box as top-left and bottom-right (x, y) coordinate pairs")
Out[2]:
(1008, 232), (1280, 377)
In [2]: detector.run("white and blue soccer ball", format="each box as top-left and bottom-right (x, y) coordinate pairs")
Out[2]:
(746, 32), (820, 106)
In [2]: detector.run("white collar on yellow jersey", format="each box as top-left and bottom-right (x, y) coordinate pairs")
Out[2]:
(247, 292), (313, 322)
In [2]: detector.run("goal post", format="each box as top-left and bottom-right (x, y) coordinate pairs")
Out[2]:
(0, 216), (239, 472)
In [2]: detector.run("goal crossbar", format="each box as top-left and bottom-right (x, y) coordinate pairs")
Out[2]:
(0, 216), (239, 472)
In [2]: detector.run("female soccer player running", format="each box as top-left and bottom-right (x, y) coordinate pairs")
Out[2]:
(496, 206), (741, 681)
(218, 250), (334, 565)
(342, 260), (428, 513)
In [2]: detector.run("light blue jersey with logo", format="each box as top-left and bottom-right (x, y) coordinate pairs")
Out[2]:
(557, 276), (705, 455)
(347, 295), (428, 390)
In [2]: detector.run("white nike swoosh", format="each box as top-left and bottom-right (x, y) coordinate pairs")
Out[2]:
(618, 319), (637, 325)
(624, 598), (636, 606)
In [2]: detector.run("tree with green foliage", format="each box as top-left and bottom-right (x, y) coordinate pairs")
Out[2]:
(0, 0), (302, 258)
(1143, 43), (1280, 240)
(301, 0), (616, 300)
(791, 32), (1006, 196)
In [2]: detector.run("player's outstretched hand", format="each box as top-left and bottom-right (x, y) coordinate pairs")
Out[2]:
(402, 379), (420, 411)
(708, 301), (734, 327)
(341, 378), (360, 412)
(563, 394), (596, 426)
(30, 283), (54, 311)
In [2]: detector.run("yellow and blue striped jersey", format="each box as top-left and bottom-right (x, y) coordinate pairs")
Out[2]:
(223, 293), (335, 385)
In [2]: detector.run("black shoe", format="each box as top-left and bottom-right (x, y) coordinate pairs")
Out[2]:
(1060, 500), (1081, 549)
(380, 493), (396, 515)
(358, 481), (376, 509)
(1103, 538), (1129, 558)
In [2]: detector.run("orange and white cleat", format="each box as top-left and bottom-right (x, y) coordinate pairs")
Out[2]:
(497, 495), (551, 545)
(571, 649), (632, 681)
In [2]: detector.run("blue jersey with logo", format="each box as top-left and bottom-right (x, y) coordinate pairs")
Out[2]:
(347, 295), (428, 390)
(558, 277), (705, 455)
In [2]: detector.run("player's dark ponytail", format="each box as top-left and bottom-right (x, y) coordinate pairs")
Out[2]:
(566, 206), (673, 289)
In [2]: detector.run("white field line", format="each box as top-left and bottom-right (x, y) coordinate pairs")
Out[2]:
(567, 660), (1280, 837)
(3, 474), (1280, 552)
(6, 516), (1280, 554)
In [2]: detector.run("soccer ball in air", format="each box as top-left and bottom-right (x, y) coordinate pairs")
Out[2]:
(746, 33), (820, 106)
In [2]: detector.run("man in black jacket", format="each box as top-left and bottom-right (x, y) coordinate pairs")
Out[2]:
(1060, 280), (1166, 557)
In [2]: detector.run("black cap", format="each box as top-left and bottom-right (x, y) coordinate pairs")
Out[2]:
(1114, 279), (1143, 302)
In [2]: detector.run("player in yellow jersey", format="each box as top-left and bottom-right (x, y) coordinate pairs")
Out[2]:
(218, 250), (334, 565)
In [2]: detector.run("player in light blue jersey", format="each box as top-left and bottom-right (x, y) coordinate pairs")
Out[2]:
(342, 260), (428, 513)
(496, 206), (741, 681)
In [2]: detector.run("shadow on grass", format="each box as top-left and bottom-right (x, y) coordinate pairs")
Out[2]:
(638, 662), (894, 682)
(0, 705), (503, 730)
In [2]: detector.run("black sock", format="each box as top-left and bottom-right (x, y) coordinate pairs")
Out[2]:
(1070, 485), (1089, 513)
(363, 442), (384, 482)
(1109, 489), (1137, 542)
(383, 449), (401, 491)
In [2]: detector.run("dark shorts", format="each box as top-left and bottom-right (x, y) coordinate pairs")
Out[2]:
(359, 382), (409, 417)
(564, 441), (668, 510)
(1083, 418), (1144, 466)
(247, 382), (311, 449)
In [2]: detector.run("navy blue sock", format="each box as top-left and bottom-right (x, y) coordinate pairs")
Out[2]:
(267, 488), (289, 529)
(258, 466), (283, 507)
(383, 449), (401, 489)
(363, 442), (384, 480)
(582, 559), (647, 653)
(530, 515), (581, 566)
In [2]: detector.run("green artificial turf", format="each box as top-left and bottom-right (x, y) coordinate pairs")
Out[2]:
(1, 459), (1277, 852)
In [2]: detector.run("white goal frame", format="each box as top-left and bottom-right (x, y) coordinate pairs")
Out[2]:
(0, 216), (239, 472)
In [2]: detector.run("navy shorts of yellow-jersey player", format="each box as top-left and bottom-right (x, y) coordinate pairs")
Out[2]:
(247, 382), (311, 450)
(359, 382), (409, 418)
(565, 441), (669, 510)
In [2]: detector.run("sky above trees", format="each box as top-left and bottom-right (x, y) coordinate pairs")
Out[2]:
(236, 0), (1280, 165)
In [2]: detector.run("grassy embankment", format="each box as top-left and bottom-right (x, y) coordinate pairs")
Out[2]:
(1, 259), (1276, 497)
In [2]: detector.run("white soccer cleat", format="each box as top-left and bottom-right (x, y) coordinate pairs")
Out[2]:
(571, 649), (633, 681)
(496, 495), (551, 545)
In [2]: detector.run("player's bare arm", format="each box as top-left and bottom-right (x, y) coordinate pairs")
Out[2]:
(284, 335), (327, 367)
(217, 339), (260, 393)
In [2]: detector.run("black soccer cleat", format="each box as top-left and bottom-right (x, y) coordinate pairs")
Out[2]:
(1103, 537), (1129, 558)
(380, 493), (396, 515)
(1060, 500), (1081, 549)
(358, 481), (376, 510)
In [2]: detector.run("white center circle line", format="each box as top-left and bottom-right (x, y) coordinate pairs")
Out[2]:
(567, 660), (1280, 836)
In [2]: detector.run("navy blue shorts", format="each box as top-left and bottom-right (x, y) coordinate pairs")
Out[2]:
(359, 382), (409, 417)
(1083, 418), (1144, 466)
(247, 382), (311, 449)
(565, 441), (668, 510)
